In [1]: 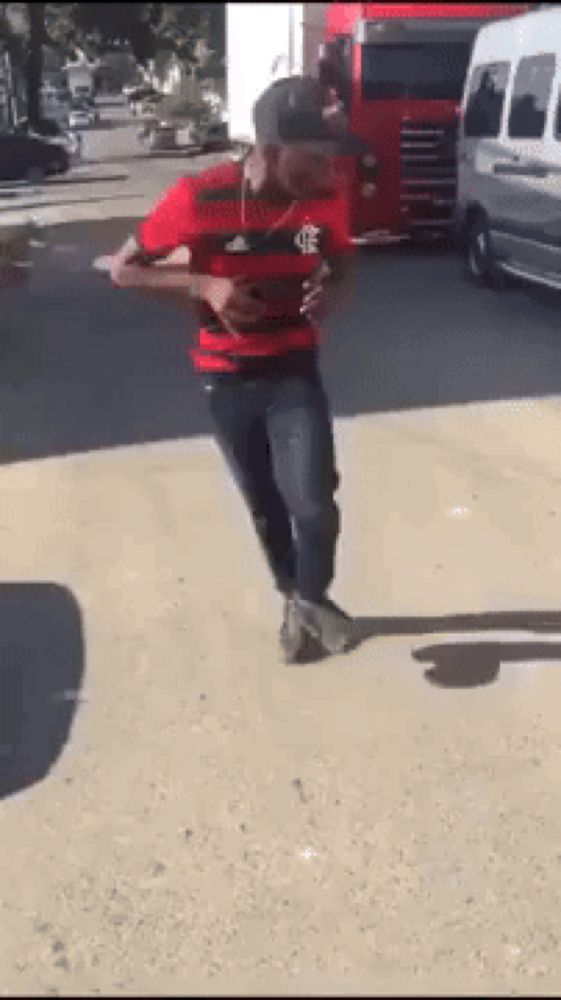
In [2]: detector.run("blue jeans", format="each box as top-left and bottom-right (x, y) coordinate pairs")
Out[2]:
(205, 363), (340, 602)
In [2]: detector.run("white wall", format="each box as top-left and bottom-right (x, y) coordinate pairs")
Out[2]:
(302, 2), (328, 74)
(227, 3), (306, 143)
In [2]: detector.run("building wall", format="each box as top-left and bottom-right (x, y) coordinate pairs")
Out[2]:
(303, 2), (329, 73)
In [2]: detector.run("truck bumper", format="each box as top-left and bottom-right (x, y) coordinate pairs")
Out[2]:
(352, 224), (454, 247)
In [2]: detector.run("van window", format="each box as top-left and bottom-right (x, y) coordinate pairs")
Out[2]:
(508, 54), (556, 139)
(463, 62), (510, 138)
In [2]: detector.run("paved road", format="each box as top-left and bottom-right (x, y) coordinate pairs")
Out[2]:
(2, 104), (561, 997)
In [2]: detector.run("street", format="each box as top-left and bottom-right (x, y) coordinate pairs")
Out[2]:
(2, 101), (561, 996)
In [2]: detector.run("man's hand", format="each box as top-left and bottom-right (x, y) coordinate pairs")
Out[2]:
(200, 275), (267, 336)
(105, 234), (267, 334)
(301, 257), (354, 322)
(300, 262), (334, 321)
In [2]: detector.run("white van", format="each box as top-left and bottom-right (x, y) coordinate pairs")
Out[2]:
(456, 6), (561, 291)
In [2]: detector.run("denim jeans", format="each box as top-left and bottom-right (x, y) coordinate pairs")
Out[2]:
(204, 362), (340, 602)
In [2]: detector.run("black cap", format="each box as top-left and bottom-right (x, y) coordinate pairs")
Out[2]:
(252, 75), (366, 154)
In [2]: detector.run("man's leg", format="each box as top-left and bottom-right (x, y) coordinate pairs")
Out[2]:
(267, 373), (354, 654)
(206, 379), (296, 597)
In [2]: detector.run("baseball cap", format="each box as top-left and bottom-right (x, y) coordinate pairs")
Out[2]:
(252, 75), (366, 154)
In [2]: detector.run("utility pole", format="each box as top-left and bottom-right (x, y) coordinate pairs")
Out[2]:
(26, 0), (44, 128)
(4, 46), (17, 128)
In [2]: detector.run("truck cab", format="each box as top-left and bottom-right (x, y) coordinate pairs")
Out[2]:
(320, 3), (531, 243)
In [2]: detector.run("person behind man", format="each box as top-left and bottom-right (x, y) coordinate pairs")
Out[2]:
(109, 76), (360, 663)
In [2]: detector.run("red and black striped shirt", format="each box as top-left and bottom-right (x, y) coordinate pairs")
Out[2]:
(137, 160), (353, 375)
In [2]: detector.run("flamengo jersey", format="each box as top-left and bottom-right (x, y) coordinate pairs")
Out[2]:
(137, 160), (353, 373)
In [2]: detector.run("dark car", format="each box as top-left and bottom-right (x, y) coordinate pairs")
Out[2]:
(0, 132), (69, 182)
(127, 85), (159, 104)
(14, 116), (82, 157)
(14, 116), (64, 138)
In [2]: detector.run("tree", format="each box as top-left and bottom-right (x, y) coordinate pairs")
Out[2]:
(71, 2), (158, 64)
(3, 2), (224, 129)
(26, 0), (43, 126)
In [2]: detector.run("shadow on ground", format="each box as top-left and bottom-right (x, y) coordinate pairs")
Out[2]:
(351, 609), (561, 688)
(0, 583), (84, 800)
(2, 213), (561, 466)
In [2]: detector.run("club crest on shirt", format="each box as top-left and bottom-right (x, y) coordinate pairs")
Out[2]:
(294, 222), (321, 255)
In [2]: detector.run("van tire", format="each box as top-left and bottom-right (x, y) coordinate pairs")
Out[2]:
(465, 213), (497, 288)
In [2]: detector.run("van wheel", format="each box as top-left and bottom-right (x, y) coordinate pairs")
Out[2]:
(466, 214), (497, 287)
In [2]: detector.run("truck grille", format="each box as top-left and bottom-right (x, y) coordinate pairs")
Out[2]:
(399, 121), (458, 231)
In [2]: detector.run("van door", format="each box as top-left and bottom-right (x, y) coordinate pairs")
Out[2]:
(490, 53), (559, 275)
(459, 60), (511, 238)
(550, 84), (561, 279)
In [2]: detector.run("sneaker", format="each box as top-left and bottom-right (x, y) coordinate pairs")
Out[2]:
(295, 596), (355, 656)
(279, 595), (308, 665)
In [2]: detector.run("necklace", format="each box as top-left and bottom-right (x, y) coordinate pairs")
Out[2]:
(240, 171), (298, 239)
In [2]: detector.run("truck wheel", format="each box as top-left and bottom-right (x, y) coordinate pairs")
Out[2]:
(466, 214), (497, 287)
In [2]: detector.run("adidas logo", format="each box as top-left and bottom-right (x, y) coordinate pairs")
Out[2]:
(224, 235), (250, 253)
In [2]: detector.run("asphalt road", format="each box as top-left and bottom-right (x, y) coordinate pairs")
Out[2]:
(3, 99), (561, 997)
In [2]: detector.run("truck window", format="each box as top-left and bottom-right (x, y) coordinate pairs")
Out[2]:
(556, 87), (561, 140)
(463, 62), (510, 138)
(508, 54), (556, 140)
(361, 42), (472, 102)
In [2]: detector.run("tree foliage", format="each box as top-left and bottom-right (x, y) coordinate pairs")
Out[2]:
(1, 3), (224, 128)
(43, 2), (224, 67)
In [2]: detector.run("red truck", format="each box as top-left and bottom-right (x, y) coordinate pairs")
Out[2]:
(319, 3), (532, 244)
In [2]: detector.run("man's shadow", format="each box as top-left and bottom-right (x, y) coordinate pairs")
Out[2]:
(351, 611), (561, 688)
(0, 583), (84, 799)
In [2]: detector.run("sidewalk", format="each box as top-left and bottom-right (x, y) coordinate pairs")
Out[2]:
(3, 139), (561, 996)
(0, 152), (229, 228)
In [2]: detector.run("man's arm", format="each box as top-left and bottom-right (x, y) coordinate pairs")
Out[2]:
(109, 179), (266, 330)
(110, 233), (207, 299)
(109, 177), (209, 302)
(110, 233), (266, 333)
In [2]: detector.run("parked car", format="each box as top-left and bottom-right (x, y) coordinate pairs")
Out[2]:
(200, 120), (230, 152)
(456, 5), (561, 292)
(130, 90), (163, 116)
(127, 85), (159, 105)
(0, 133), (69, 182)
(13, 116), (81, 158)
(148, 122), (177, 150)
(13, 115), (61, 138)
(68, 107), (94, 129)
(71, 96), (100, 122)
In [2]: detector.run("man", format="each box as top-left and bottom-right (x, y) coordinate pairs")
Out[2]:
(109, 76), (359, 663)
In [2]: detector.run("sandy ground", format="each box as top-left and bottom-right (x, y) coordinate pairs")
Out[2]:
(2, 400), (561, 996)
(2, 104), (561, 997)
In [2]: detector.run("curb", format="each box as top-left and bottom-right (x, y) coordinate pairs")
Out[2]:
(0, 166), (130, 198)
